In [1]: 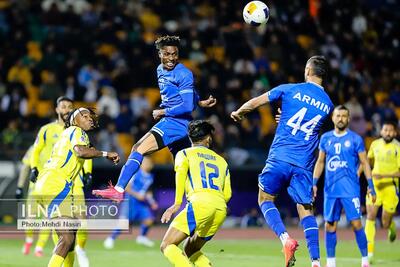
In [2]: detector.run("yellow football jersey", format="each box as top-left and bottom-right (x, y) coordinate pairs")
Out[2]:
(43, 126), (90, 182)
(368, 138), (400, 185)
(174, 146), (231, 207)
(30, 121), (64, 171)
(74, 159), (93, 188)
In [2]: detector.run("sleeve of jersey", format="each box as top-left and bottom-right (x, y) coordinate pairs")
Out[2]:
(71, 129), (90, 149)
(266, 84), (290, 102)
(223, 167), (232, 203)
(30, 126), (46, 168)
(318, 135), (326, 152)
(356, 136), (366, 153)
(165, 72), (195, 116)
(174, 151), (189, 205)
(83, 159), (93, 173)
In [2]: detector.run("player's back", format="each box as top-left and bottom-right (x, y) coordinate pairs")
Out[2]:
(320, 130), (364, 198)
(268, 82), (334, 170)
(44, 126), (89, 182)
(180, 146), (231, 207)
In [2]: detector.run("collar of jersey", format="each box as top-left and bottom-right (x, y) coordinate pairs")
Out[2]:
(307, 81), (324, 90)
(333, 130), (348, 137)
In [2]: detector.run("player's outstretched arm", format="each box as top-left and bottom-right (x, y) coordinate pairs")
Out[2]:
(359, 151), (376, 203)
(312, 150), (326, 199)
(231, 92), (269, 122)
(73, 145), (120, 164)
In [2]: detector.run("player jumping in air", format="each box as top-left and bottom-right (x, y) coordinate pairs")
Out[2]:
(231, 55), (334, 267)
(93, 35), (217, 202)
(365, 121), (399, 263)
(313, 105), (376, 267)
(160, 120), (231, 267)
(34, 108), (120, 267)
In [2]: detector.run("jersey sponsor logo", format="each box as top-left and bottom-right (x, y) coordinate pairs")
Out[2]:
(292, 92), (331, 114)
(327, 155), (348, 171)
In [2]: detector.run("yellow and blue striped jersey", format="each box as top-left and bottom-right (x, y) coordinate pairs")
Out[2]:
(368, 138), (400, 185)
(43, 126), (90, 182)
(30, 121), (64, 171)
(174, 146), (231, 206)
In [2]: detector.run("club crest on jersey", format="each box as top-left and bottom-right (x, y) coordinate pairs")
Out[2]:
(327, 155), (348, 171)
(344, 140), (351, 147)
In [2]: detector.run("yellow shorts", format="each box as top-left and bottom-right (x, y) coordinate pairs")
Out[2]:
(171, 195), (227, 240)
(33, 171), (74, 219)
(366, 179), (399, 213)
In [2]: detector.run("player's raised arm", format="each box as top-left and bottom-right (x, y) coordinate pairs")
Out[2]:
(231, 92), (269, 122)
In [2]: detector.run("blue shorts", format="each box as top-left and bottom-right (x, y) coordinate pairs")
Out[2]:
(258, 159), (313, 205)
(151, 117), (191, 157)
(120, 198), (153, 222)
(324, 197), (361, 223)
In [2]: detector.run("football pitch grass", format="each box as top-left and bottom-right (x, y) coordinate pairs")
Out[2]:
(0, 238), (399, 267)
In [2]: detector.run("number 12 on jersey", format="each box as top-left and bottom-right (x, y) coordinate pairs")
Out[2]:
(286, 107), (322, 140)
(199, 161), (219, 190)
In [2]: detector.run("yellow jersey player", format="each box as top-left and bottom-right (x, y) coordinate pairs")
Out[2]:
(22, 96), (73, 257)
(365, 121), (400, 262)
(34, 107), (120, 267)
(160, 120), (231, 267)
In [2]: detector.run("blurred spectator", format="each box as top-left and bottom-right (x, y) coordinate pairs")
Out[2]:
(130, 89), (150, 120)
(1, 119), (22, 150)
(97, 122), (125, 162)
(240, 208), (264, 228)
(97, 86), (120, 119)
(39, 71), (63, 101)
(1, 83), (27, 116)
(115, 104), (133, 133)
(345, 94), (367, 136)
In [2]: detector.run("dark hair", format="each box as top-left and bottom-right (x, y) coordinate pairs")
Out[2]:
(188, 120), (215, 143)
(307, 55), (327, 79)
(155, 35), (180, 50)
(382, 120), (397, 129)
(56, 96), (73, 106)
(334, 104), (349, 113)
(65, 107), (99, 129)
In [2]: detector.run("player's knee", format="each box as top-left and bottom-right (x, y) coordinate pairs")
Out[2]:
(58, 234), (75, 252)
(325, 221), (336, 232)
(350, 220), (362, 230)
(382, 219), (390, 229)
(258, 191), (275, 205)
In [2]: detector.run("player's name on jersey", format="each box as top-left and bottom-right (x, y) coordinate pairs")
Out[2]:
(293, 92), (331, 114)
(197, 152), (216, 161)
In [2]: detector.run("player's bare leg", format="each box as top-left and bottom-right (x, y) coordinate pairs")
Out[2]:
(297, 204), (320, 267)
(258, 189), (298, 267)
(48, 228), (76, 267)
(183, 234), (212, 266)
(93, 132), (161, 201)
(382, 210), (396, 242)
(160, 226), (191, 267)
(349, 220), (369, 267)
(365, 204), (379, 262)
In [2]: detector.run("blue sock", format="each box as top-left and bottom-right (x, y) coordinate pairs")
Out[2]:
(116, 151), (143, 189)
(354, 228), (368, 257)
(111, 229), (121, 240)
(301, 215), (320, 260)
(259, 201), (287, 237)
(325, 231), (337, 257)
(140, 224), (150, 236)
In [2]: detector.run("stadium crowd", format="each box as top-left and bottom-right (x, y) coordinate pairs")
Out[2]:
(0, 0), (399, 165)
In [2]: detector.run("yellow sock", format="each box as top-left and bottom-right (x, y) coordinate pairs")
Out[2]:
(36, 229), (50, 249)
(63, 251), (75, 267)
(76, 228), (88, 248)
(163, 244), (192, 267)
(365, 219), (375, 254)
(48, 254), (64, 267)
(52, 229), (59, 245)
(189, 251), (212, 267)
(25, 229), (34, 241)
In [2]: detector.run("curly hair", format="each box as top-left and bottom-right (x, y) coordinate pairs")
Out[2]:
(155, 35), (180, 50)
(65, 107), (99, 129)
(188, 120), (215, 143)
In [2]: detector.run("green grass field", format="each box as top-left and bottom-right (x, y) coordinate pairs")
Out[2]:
(0, 238), (399, 267)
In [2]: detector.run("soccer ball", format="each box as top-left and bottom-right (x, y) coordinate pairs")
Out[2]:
(243, 1), (269, 26)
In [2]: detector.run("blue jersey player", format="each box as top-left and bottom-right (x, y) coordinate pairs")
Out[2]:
(231, 56), (333, 267)
(313, 105), (376, 267)
(104, 157), (158, 248)
(93, 36), (216, 201)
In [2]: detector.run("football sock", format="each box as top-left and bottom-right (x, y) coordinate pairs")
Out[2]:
(116, 151), (143, 190)
(301, 215), (320, 261)
(354, 228), (368, 257)
(189, 251), (212, 267)
(325, 231), (336, 258)
(76, 228), (88, 248)
(25, 230), (34, 242)
(326, 257), (336, 267)
(259, 201), (287, 242)
(36, 229), (50, 250)
(63, 251), (75, 267)
(111, 229), (121, 240)
(163, 244), (192, 267)
(48, 254), (64, 267)
(140, 224), (150, 236)
(365, 219), (375, 254)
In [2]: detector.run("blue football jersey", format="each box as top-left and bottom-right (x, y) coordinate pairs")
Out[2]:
(129, 169), (154, 196)
(267, 82), (334, 170)
(319, 130), (365, 198)
(157, 63), (198, 120)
